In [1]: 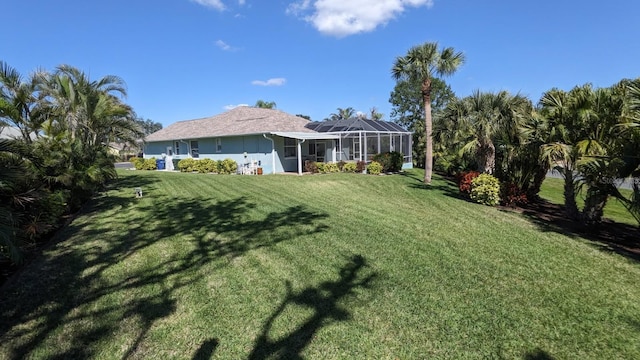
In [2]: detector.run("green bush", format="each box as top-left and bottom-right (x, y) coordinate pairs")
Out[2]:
(196, 158), (218, 173)
(178, 158), (197, 172)
(130, 156), (145, 170)
(372, 152), (404, 172)
(316, 162), (326, 173)
(142, 158), (157, 170)
(218, 158), (238, 174)
(343, 162), (357, 173)
(367, 161), (383, 175)
(323, 163), (340, 173)
(337, 160), (346, 171)
(470, 173), (501, 206)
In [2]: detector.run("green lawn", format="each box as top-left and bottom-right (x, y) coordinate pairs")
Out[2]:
(1, 169), (639, 359)
(539, 176), (637, 225)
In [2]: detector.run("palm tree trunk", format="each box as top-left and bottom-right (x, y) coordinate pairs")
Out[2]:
(528, 164), (549, 201)
(486, 142), (496, 174)
(582, 186), (608, 226)
(422, 78), (432, 184)
(563, 169), (580, 220)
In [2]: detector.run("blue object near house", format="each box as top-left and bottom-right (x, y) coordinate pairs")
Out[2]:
(156, 159), (165, 170)
(143, 107), (413, 175)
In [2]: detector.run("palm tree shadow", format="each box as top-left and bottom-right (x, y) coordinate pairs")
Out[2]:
(523, 348), (556, 359)
(248, 255), (377, 360)
(192, 338), (219, 360)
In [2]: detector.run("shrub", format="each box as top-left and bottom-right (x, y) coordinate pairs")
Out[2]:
(323, 163), (340, 173)
(501, 183), (529, 207)
(218, 158), (238, 174)
(142, 158), (157, 170)
(178, 158), (197, 172)
(470, 173), (501, 206)
(337, 160), (346, 171)
(372, 152), (404, 173)
(130, 156), (145, 170)
(456, 171), (480, 195)
(342, 162), (357, 173)
(316, 162), (326, 173)
(367, 161), (383, 175)
(196, 158), (218, 173)
(305, 160), (318, 173)
(356, 160), (367, 173)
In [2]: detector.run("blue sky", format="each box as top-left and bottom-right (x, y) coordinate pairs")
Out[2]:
(2, 0), (638, 126)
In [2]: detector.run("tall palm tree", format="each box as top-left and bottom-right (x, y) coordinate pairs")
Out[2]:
(392, 42), (465, 184)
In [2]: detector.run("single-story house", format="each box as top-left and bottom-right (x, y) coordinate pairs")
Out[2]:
(143, 107), (412, 174)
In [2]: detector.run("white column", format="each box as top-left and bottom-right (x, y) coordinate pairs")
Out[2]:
(297, 139), (303, 175)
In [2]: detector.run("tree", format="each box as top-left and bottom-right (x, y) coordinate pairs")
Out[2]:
(368, 107), (384, 121)
(327, 107), (355, 121)
(0, 61), (47, 143)
(255, 100), (277, 109)
(539, 84), (625, 222)
(392, 42), (465, 184)
(295, 114), (311, 120)
(135, 117), (162, 136)
(390, 77), (455, 170)
(439, 90), (531, 174)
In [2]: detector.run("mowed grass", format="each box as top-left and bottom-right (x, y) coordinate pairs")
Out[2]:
(539, 177), (637, 225)
(1, 169), (639, 359)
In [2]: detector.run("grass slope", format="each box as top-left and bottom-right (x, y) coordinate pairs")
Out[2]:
(1, 170), (639, 359)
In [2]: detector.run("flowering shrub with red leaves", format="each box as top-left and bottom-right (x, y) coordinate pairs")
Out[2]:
(501, 183), (529, 207)
(456, 171), (480, 195)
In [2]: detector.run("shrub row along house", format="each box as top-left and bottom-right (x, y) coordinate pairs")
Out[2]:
(143, 107), (412, 174)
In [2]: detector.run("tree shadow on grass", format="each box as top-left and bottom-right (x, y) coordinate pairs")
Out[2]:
(0, 180), (329, 359)
(400, 171), (469, 201)
(248, 254), (377, 360)
(506, 201), (640, 262)
(523, 347), (556, 359)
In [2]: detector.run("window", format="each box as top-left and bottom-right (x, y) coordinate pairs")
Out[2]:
(284, 137), (296, 158)
(216, 138), (222, 153)
(175, 141), (180, 155)
(190, 140), (199, 158)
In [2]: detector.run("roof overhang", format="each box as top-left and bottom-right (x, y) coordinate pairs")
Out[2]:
(270, 132), (340, 140)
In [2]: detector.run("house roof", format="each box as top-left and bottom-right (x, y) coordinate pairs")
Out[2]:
(271, 132), (340, 140)
(145, 107), (316, 142)
(306, 118), (409, 133)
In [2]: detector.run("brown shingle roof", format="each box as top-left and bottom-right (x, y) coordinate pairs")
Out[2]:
(145, 107), (316, 142)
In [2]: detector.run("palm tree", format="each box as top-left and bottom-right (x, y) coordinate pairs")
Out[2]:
(392, 42), (465, 184)
(328, 107), (355, 121)
(438, 90), (529, 174)
(539, 84), (621, 221)
(254, 100), (277, 109)
(0, 61), (47, 143)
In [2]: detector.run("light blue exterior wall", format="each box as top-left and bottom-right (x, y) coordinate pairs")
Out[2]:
(144, 135), (283, 174)
(144, 135), (343, 173)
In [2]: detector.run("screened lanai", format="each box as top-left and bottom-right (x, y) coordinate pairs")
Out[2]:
(305, 118), (413, 168)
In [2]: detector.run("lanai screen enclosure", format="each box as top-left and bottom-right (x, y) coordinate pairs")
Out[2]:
(306, 118), (412, 168)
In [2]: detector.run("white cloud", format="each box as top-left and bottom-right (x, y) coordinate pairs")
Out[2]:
(287, 0), (434, 37)
(238, 0), (246, 4)
(191, 0), (226, 11)
(215, 39), (233, 51)
(251, 78), (287, 86)
(224, 104), (249, 110)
